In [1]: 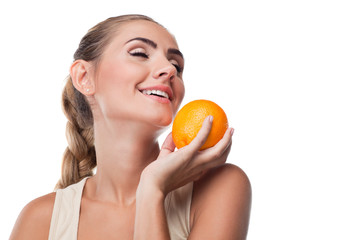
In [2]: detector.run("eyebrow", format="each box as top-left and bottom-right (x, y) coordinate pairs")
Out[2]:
(168, 48), (184, 59)
(126, 37), (184, 60)
(126, 37), (157, 48)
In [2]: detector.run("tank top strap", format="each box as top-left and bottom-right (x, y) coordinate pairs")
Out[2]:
(48, 177), (193, 240)
(165, 182), (194, 239)
(48, 177), (89, 240)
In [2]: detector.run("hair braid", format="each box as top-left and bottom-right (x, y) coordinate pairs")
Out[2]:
(55, 79), (96, 189)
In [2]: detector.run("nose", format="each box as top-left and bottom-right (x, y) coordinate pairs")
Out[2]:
(153, 61), (176, 81)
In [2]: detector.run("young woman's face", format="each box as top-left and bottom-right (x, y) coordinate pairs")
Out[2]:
(92, 20), (185, 129)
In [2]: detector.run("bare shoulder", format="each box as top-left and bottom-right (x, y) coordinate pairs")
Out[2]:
(10, 192), (56, 240)
(190, 163), (252, 240)
(195, 163), (251, 192)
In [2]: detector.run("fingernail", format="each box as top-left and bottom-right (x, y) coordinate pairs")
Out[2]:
(208, 115), (213, 123)
(230, 128), (235, 136)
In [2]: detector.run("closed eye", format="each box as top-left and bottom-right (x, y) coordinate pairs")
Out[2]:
(129, 48), (149, 58)
(170, 59), (183, 74)
(129, 51), (149, 58)
(172, 63), (183, 73)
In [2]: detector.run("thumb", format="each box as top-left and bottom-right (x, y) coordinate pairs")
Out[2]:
(159, 132), (176, 157)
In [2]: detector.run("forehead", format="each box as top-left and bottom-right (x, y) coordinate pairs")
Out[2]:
(110, 20), (179, 49)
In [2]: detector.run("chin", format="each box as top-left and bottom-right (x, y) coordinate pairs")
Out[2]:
(150, 117), (172, 138)
(144, 105), (174, 128)
(154, 114), (173, 127)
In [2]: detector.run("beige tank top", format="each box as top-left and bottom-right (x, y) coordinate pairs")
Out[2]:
(48, 177), (193, 240)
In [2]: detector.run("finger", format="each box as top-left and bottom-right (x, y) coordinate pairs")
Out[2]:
(194, 140), (232, 171)
(207, 140), (232, 168)
(185, 115), (213, 153)
(209, 127), (233, 155)
(196, 127), (233, 165)
(159, 132), (176, 157)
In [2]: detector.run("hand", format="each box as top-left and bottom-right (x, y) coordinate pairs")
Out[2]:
(138, 116), (233, 196)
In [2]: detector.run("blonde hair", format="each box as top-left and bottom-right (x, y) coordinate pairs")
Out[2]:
(55, 14), (158, 189)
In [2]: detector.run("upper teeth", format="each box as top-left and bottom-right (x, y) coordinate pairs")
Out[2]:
(142, 90), (169, 99)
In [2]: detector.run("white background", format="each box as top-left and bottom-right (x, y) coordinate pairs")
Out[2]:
(1, 0), (359, 239)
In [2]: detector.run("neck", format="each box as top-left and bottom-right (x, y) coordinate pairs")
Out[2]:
(87, 118), (164, 206)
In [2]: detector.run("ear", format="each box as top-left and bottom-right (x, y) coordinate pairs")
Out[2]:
(70, 60), (95, 95)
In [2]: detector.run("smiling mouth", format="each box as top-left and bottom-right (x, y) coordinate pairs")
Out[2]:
(141, 89), (170, 100)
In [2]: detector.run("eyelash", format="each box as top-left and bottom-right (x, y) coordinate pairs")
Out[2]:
(129, 51), (183, 73)
(129, 51), (149, 58)
(173, 64), (182, 73)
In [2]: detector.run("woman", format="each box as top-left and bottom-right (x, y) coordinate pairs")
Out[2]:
(10, 14), (251, 239)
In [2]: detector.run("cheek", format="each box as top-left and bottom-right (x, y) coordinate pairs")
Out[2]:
(173, 81), (185, 113)
(97, 59), (135, 89)
(94, 60), (145, 118)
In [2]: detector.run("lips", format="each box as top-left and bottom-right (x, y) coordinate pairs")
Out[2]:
(139, 85), (174, 101)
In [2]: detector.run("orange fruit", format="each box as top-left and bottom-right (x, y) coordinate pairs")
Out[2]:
(172, 99), (228, 150)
